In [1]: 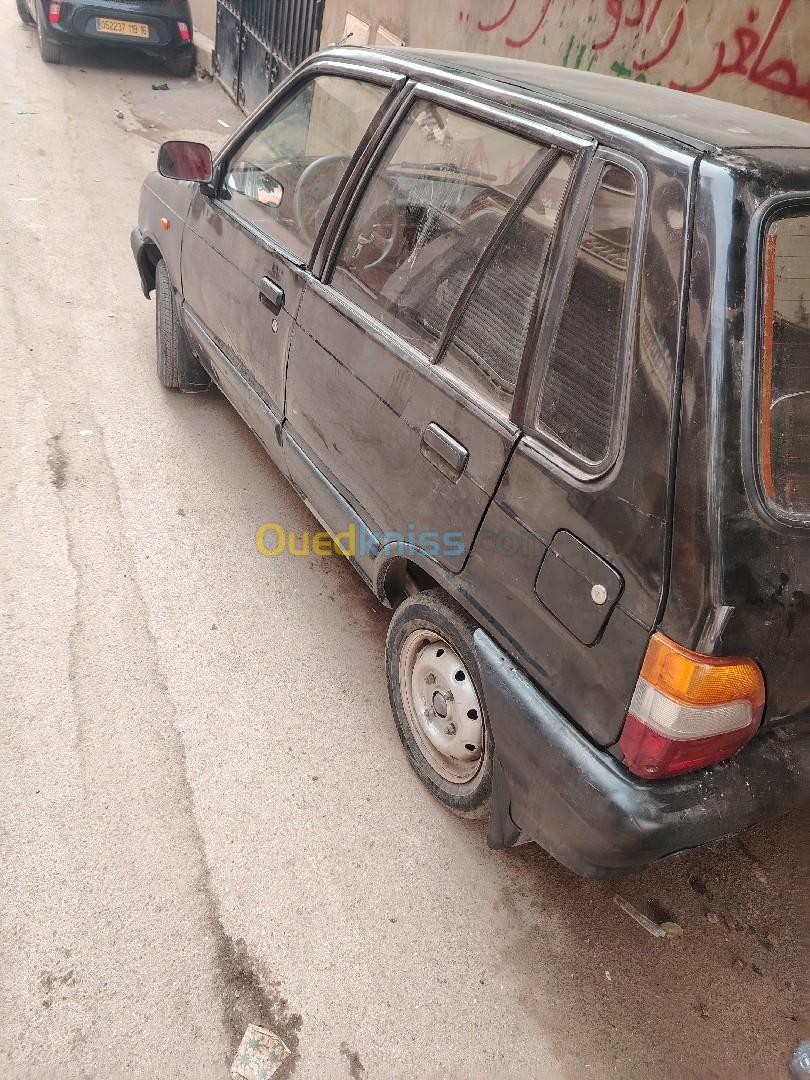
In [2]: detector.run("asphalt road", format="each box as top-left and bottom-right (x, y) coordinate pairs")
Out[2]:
(0, 12), (805, 1080)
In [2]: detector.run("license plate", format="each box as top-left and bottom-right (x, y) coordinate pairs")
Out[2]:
(96, 17), (149, 38)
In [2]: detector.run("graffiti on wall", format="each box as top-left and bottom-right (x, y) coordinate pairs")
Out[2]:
(463, 0), (810, 111)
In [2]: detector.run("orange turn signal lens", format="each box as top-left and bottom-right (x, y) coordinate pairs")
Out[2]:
(639, 633), (765, 710)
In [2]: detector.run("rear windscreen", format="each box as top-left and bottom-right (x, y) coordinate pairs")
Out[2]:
(759, 210), (810, 520)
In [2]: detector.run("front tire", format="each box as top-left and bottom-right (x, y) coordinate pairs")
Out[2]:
(155, 259), (210, 391)
(386, 590), (493, 818)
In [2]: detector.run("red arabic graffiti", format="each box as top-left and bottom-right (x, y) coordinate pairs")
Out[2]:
(472, 0), (810, 109)
(671, 0), (810, 105)
(591, 0), (683, 70)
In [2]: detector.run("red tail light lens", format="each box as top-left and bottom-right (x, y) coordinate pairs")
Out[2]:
(619, 633), (765, 780)
(177, 20), (191, 42)
(48, 2), (61, 23)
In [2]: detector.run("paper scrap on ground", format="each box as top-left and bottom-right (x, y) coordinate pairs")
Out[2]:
(231, 1024), (290, 1080)
(613, 894), (668, 938)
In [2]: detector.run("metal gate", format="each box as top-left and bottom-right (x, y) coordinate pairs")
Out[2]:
(214, 0), (325, 113)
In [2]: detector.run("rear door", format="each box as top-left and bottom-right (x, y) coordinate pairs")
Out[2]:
(284, 86), (589, 576)
(463, 142), (693, 747)
(180, 67), (395, 431)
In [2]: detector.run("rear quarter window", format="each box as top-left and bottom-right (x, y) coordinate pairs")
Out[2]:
(758, 208), (810, 522)
(534, 160), (642, 472)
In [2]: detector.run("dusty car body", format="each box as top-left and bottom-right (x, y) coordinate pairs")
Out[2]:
(132, 47), (810, 875)
(18, 0), (194, 75)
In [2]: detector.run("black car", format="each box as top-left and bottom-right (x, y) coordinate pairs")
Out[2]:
(132, 47), (810, 875)
(17, 0), (194, 76)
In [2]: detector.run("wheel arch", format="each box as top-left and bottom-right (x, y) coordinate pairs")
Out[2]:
(375, 552), (450, 610)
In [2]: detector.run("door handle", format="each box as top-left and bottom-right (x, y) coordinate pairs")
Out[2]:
(421, 423), (469, 482)
(258, 276), (285, 314)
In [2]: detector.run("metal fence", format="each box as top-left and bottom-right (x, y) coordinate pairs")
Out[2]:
(214, 0), (324, 112)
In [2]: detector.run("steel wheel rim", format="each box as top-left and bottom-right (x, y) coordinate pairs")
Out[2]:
(398, 628), (484, 784)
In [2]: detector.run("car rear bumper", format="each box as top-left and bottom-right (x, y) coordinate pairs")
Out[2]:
(41, 0), (192, 53)
(475, 629), (810, 877)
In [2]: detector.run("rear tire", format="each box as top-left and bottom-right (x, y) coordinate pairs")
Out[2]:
(37, 18), (61, 63)
(155, 259), (210, 392)
(17, 0), (35, 26)
(166, 51), (195, 78)
(386, 590), (493, 819)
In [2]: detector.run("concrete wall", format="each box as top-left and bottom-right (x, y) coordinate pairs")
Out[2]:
(189, 0), (215, 42)
(322, 0), (810, 122)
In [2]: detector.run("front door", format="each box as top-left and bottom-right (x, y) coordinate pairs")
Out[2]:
(285, 91), (586, 575)
(180, 71), (392, 431)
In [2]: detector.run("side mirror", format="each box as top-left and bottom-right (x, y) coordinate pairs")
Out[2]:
(225, 164), (284, 207)
(158, 140), (213, 183)
(259, 175), (284, 208)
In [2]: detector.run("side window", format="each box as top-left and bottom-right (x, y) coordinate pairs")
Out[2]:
(221, 76), (389, 262)
(758, 211), (810, 520)
(331, 100), (551, 356)
(440, 155), (573, 415)
(535, 162), (639, 468)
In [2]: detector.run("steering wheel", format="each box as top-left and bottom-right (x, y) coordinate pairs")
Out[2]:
(351, 197), (404, 271)
(293, 155), (351, 244)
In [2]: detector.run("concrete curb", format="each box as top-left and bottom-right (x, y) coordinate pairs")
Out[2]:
(193, 31), (215, 77)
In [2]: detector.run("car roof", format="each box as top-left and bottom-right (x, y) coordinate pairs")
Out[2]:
(327, 46), (810, 153)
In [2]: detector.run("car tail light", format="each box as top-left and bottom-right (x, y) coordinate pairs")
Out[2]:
(48, 2), (61, 23)
(619, 632), (765, 780)
(177, 20), (191, 41)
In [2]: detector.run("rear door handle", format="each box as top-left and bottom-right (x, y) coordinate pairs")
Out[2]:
(421, 422), (469, 481)
(258, 276), (285, 314)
